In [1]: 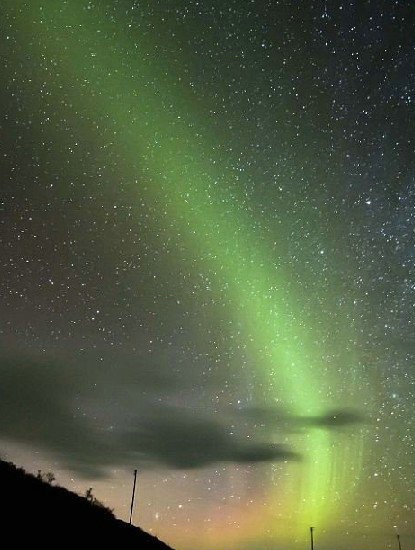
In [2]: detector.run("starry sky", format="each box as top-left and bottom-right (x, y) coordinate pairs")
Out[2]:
(1, 1), (414, 549)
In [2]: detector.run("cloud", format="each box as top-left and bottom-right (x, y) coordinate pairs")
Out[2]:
(305, 409), (365, 428)
(237, 405), (364, 431)
(0, 354), (363, 476)
(0, 354), (299, 476)
(121, 408), (299, 469)
(0, 356), (112, 475)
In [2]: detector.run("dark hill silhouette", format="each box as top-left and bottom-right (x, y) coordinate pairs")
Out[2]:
(0, 459), (174, 548)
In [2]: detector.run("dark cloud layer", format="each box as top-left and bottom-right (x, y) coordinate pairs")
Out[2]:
(0, 355), (362, 476)
(239, 406), (365, 430)
(121, 409), (299, 469)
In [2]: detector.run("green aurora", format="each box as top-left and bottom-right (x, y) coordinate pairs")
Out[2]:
(4, 0), (373, 544)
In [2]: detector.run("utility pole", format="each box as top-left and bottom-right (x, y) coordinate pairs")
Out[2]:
(310, 526), (314, 550)
(129, 469), (138, 525)
(396, 533), (402, 550)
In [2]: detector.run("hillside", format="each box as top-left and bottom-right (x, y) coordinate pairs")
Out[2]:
(0, 459), (174, 548)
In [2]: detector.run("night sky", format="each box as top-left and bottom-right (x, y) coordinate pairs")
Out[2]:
(1, 1), (414, 549)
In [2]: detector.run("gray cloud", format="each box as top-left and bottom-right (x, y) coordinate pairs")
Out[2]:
(0, 355), (363, 476)
(305, 409), (365, 428)
(0, 356), (112, 475)
(0, 355), (299, 476)
(121, 408), (299, 469)
(238, 405), (364, 431)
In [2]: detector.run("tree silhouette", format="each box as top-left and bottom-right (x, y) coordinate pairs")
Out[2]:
(36, 470), (56, 484)
(85, 487), (111, 511)
(45, 472), (56, 485)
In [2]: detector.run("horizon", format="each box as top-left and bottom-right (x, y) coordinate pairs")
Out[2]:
(4, 450), (411, 550)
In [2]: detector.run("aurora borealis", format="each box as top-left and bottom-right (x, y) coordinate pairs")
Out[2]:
(1, 1), (414, 550)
